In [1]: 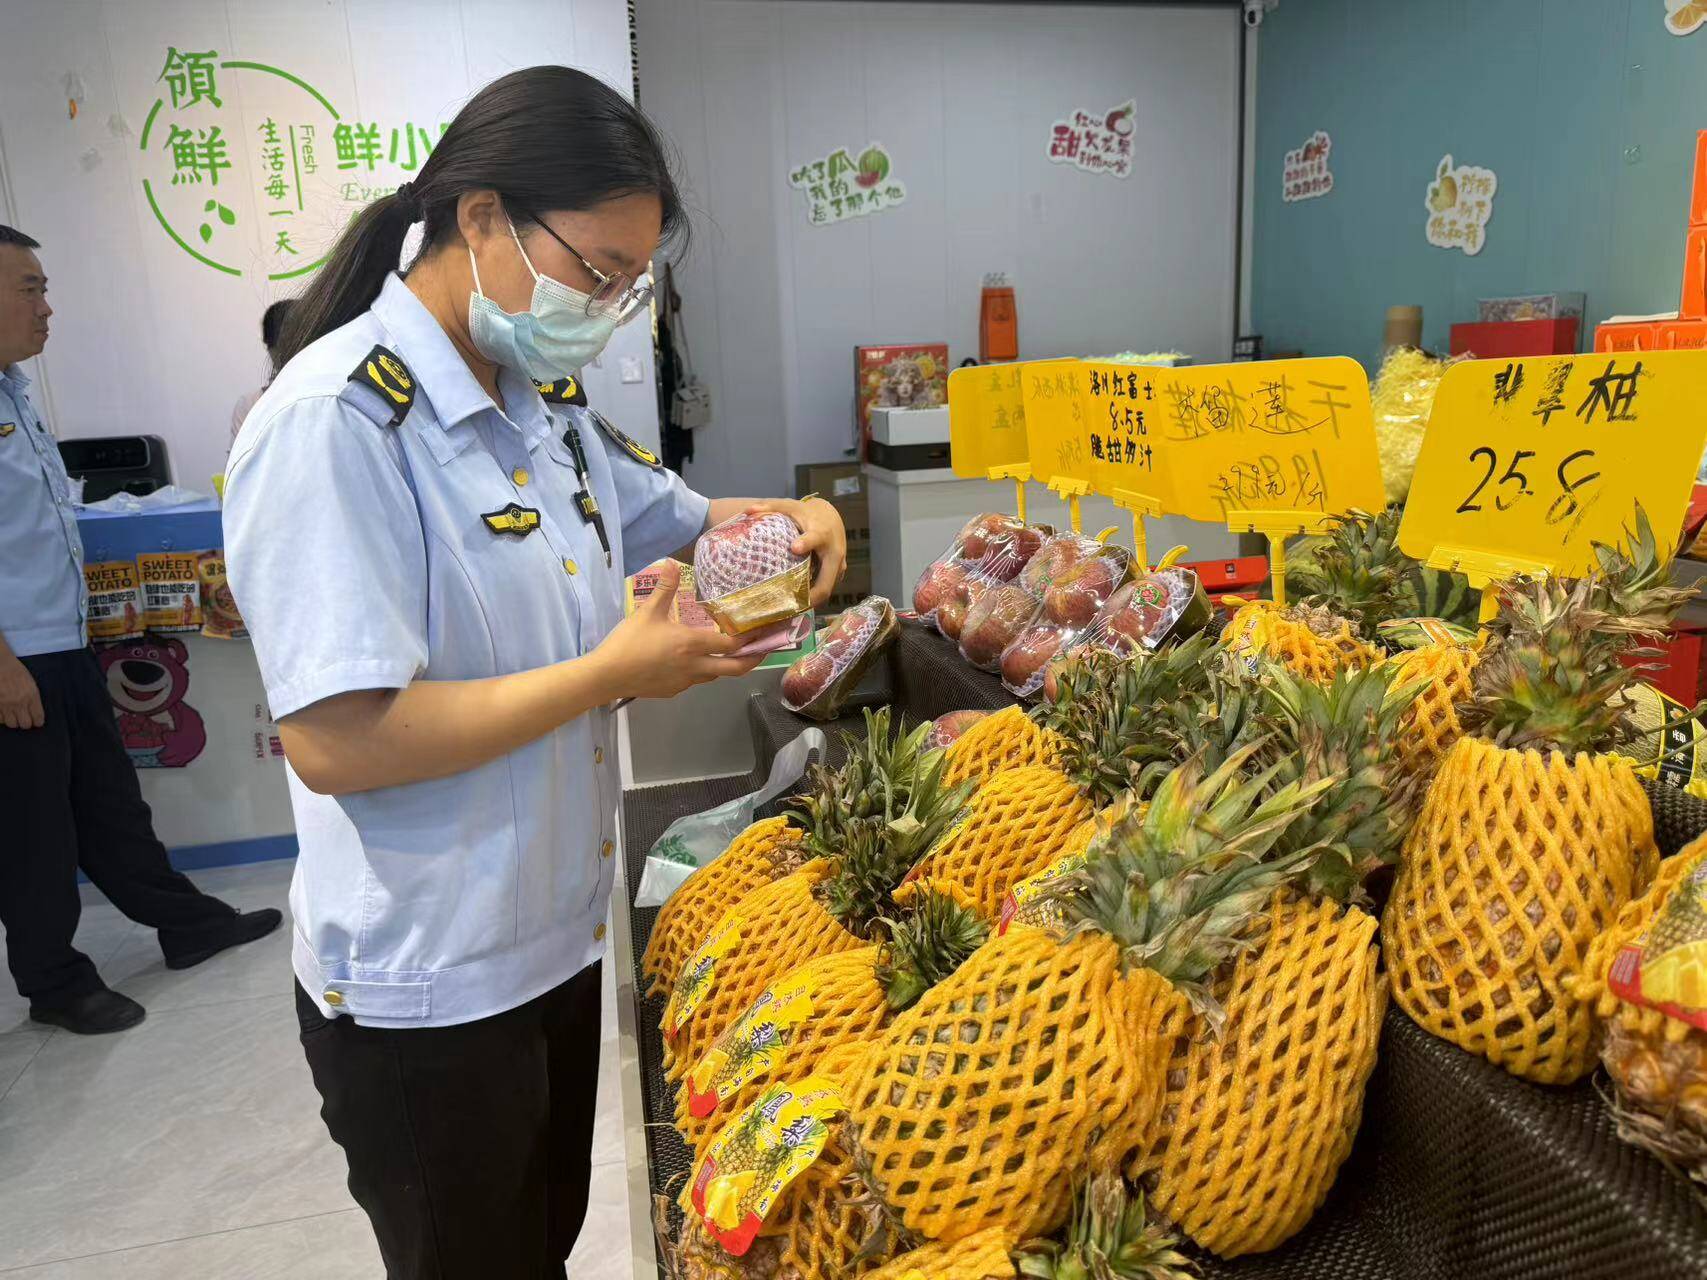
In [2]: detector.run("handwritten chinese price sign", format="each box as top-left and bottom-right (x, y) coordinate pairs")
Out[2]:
(1046, 100), (1135, 180)
(1282, 130), (1334, 203)
(140, 45), (448, 280)
(1424, 154), (1497, 257)
(948, 364), (1029, 479)
(1115, 358), (1381, 524)
(1020, 360), (1096, 492)
(1400, 352), (1707, 576)
(787, 144), (907, 227)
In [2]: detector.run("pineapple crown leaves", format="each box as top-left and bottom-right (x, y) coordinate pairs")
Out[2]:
(785, 708), (939, 858)
(1014, 1173), (1197, 1280)
(1253, 661), (1428, 903)
(1290, 506), (1417, 639)
(1465, 508), (1697, 756)
(1040, 636), (1220, 807)
(873, 890), (991, 1012)
(815, 746), (975, 939)
(1042, 743), (1339, 1032)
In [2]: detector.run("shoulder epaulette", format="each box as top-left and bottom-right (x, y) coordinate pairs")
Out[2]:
(590, 409), (661, 468)
(534, 375), (587, 407)
(343, 345), (416, 427)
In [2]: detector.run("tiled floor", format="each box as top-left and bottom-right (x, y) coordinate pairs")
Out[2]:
(0, 859), (635, 1278)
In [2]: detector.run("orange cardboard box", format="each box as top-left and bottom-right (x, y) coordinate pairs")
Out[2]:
(1658, 319), (1707, 351)
(1684, 225), (1706, 319)
(1691, 129), (1707, 227)
(1594, 321), (1661, 352)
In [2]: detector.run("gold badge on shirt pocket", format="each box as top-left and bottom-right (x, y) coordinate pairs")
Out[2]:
(482, 503), (541, 537)
(0, 423), (15, 438)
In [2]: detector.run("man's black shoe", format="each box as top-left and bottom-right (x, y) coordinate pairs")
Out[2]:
(30, 988), (146, 1035)
(163, 907), (284, 971)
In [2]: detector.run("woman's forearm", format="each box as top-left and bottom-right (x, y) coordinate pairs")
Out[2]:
(279, 651), (620, 796)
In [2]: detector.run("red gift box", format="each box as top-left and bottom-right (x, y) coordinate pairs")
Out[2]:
(1594, 321), (1661, 352)
(1449, 317), (1579, 358)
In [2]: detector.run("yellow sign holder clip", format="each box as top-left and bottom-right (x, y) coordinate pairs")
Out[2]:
(987, 462), (1031, 522)
(1224, 510), (1337, 608)
(1047, 475), (1092, 533)
(1111, 487), (1163, 571)
(1426, 544), (1553, 626)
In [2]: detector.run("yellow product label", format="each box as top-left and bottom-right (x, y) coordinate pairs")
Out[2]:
(688, 1076), (845, 1256)
(1020, 359), (1098, 494)
(84, 560), (143, 641)
(1400, 352), (1707, 577)
(999, 849), (1089, 935)
(668, 912), (744, 1038)
(686, 967), (819, 1118)
(197, 551), (247, 640)
(948, 362), (1030, 478)
(1609, 852), (1707, 1031)
(136, 551), (205, 632)
(1613, 683), (1705, 792)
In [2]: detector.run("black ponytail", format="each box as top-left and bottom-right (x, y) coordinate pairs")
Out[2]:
(273, 66), (686, 371)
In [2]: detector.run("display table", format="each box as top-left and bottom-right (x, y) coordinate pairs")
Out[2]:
(618, 622), (1707, 1280)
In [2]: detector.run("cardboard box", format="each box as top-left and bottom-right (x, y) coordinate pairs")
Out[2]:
(1684, 226), (1707, 320)
(1658, 319), (1707, 350)
(1594, 321), (1662, 352)
(1449, 317), (1579, 358)
(796, 461), (873, 608)
(1477, 293), (1585, 324)
(1691, 129), (1707, 227)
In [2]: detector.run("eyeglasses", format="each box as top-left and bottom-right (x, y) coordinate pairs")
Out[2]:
(516, 207), (653, 324)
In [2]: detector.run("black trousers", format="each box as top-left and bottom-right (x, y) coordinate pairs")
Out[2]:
(296, 962), (604, 1280)
(0, 647), (235, 1005)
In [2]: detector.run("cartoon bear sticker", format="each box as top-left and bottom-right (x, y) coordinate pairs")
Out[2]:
(98, 636), (207, 768)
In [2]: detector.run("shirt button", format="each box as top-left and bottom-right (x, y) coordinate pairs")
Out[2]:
(563, 557), (578, 576)
(594, 922), (607, 942)
(601, 839), (614, 859)
(512, 467), (530, 486)
(594, 746), (604, 764)
(323, 989), (345, 1007)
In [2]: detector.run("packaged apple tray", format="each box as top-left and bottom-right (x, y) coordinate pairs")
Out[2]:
(780, 596), (899, 721)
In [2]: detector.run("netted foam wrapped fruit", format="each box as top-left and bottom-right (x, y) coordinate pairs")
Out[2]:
(694, 511), (812, 636)
(781, 597), (898, 721)
(1098, 569), (1211, 653)
(958, 581), (1041, 670)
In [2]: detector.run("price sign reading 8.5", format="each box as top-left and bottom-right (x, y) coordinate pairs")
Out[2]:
(1400, 352), (1707, 577)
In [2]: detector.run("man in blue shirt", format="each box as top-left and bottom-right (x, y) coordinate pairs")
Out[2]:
(0, 224), (281, 1035)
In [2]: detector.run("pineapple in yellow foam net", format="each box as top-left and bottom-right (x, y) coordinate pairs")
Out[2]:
(663, 717), (974, 1082)
(1383, 510), (1689, 1085)
(646, 709), (939, 997)
(941, 705), (1064, 790)
(818, 751), (1333, 1263)
(1224, 508), (1410, 683)
(1574, 836), (1707, 1188)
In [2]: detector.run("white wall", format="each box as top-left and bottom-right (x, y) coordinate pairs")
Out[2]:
(0, 0), (658, 494)
(636, 0), (1242, 502)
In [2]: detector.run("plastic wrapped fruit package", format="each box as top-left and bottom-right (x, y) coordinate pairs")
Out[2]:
(961, 530), (1114, 673)
(996, 542), (1134, 697)
(693, 511), (812, 636)
(1090, 568), (1212, 655)
(924, 710), (990, 751)
(780, 597), (898, 721)
(911, 513), (1052, 639)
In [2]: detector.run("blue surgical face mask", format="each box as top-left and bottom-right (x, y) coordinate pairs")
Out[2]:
(466, 221), (619, 382)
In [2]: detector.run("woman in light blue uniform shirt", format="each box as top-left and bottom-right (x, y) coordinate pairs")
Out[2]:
(222, 67), (845, 1278)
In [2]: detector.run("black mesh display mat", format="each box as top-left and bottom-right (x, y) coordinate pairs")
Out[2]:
(620, 620), (1707, 1278)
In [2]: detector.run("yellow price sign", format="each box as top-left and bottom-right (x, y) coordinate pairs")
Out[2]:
(947, 363), (1030, 478)
(1082, 357), (1383, 524)
(1020, 359), (1095, 492)
(1399, 352), (1707, 577)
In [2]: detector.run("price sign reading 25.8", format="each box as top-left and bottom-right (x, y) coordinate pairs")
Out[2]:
(1400, 352), (1707, 577)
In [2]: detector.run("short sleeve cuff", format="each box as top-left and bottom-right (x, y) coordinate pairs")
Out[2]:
(266, 657), (419, 720)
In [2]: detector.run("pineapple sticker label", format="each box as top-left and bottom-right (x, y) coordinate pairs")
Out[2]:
(788, 144), (906, 226)
(1425, 154), (1497, 256)
(686, 968), (819, 1118)
(1047, 100), (1135, 179)
(1283, 130), (1334, 202)
(1399, 352), (1707, 576)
